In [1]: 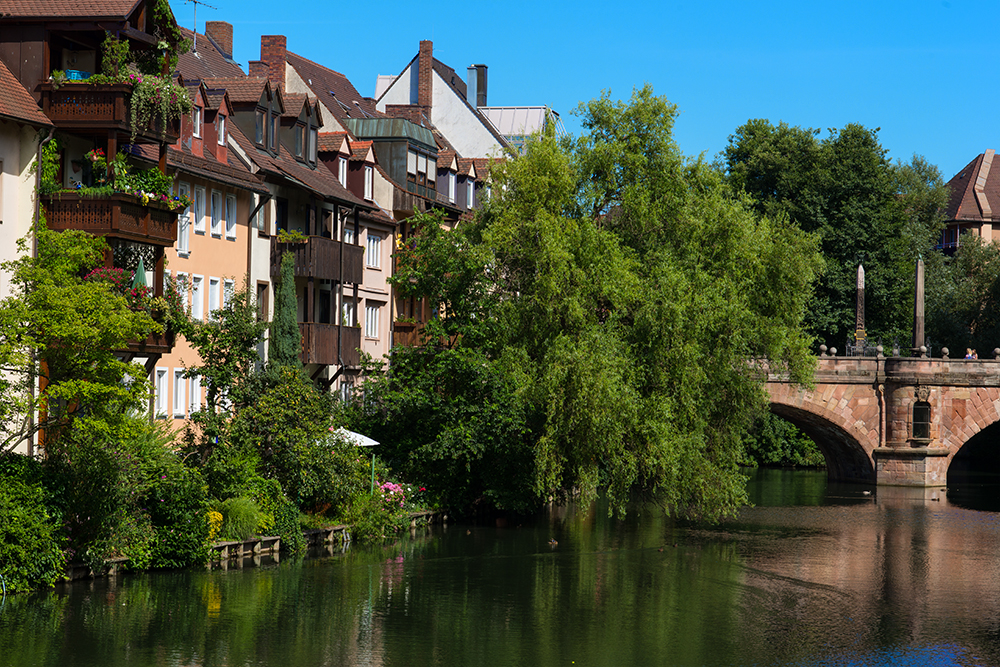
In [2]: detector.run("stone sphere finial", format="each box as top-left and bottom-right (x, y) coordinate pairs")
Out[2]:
(920, 345), (927, 358)
(830, 347), (837, 356)
(819, 344), (827, 357)
(876, 345), (884, 358)
(994, 348), (1000, 359)
(941, 347), (949, 359)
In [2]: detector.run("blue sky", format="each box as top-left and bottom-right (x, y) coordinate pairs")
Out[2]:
(174, 0), (997, 180)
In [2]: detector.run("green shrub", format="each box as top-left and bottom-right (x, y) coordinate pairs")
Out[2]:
(245, 477), (304, 554)
(216, 497), (261, 541)
(339, 487), (409, 543)
(0, 474), (66, 593)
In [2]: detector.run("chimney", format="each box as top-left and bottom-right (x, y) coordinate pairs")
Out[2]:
(473, 64), (487, 107)
(418, 40), (433, 109)
(205, 21), (233, 58)
(260, 35), (287, 91)
(249, 61), (268, 79)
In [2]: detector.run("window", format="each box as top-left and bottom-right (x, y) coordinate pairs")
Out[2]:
(255, 108), (265, 145)
(173, 369), (186, 417)
(308, 127), (317, 164)
(269, 113), (278, 151)
(209, 277), (220, 317)
(217, 114), (226, 145)
(189, 375), (201, 414)
(364, 165), (373, 201)
(226, 195), (237, 240)
(365, 303), (380, 339)
(191, 275), (204, 320)
(342, 299), (356, 326)
(223, 279), (235, 308)
(193, 106), (202, 138)
(343, 227), (354, 245)
(447, 171), (456, 204)
(294, 125), (304, 157)
(339, 380), (351, 404)
(193, 186), (206, 233)
(913, 402), (931, 440)
(211, 191), (222, 237)
(366, 233), (381, 268)
(466, 179), (474, 209)
(176, 272), (188, 310)
(163, 269), (171, 296)
(177, 182), (191, 254)
(339, 157), (348, 188)
(155, 368), (168, 417)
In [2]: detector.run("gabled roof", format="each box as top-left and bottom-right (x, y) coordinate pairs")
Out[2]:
(202, 77), (282, 112)
(176, 27), (247, 80)
(436, 149), (457, 171)
(317, 132), (350, 154)
(350, 140), (374, 162)
(0, 0), (141, 19)
(0, 59), (52, 127)
(946, 151), (1000, 223)
(130, 142), (269, 195)
(285, 51), (382, 123)
(457, 158), (477, 179)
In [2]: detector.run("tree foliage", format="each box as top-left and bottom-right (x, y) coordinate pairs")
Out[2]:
(722, 120), (949, 348)
(269, 252), (301, 369)
(355, 85), (822, 520)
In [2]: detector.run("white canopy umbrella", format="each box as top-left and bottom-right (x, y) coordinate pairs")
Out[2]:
(332, 427), (380, 448)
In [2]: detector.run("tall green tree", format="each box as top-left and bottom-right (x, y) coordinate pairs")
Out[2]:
(269, 252), (301, 369)
(722, 120), (947, 348)
(355, 86), (822, 520)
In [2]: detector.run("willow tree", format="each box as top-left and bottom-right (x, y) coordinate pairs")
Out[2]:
(355, 86), (821, 520)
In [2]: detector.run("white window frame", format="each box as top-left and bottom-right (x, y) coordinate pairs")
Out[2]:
(211, 190), (223, 237)
(466, 179), (474, 209)
(225, 194), (237, 240)
(342, 299), (356, 327)
(365, 303), (380, 339)
(223, 279), (235, 308)
(339, 380), (351, 404)
(308, 127), (318, 164)
(193, 186), (206, 234)
(339, 156), (348, 188)
(209, 277), (220, 318)
(173, 368), (186, 417)
(447, 171), (456, 203)
(193, 106), (202, 138)
(177, 181), (191, 255)
(189, 375), (201, 414)
(191, 274), (204, 321)
(364, 165), (373, 201)
(155, 368), (168, 418)
(343, 226), (354, 245)
(176, 272), (188, 311)
(217, 114), (226, 145)
(366, 233), (381, 269)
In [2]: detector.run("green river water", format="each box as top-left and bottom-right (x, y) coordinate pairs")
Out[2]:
(2, 468), (1000, 666)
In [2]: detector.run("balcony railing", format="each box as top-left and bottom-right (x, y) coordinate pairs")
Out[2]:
(39, 83), (180, 144)
(126, 328), (176, 357)
(300, 323), (361, 367)
(271, 236), (364, 284)
(42, 193), (178, 246)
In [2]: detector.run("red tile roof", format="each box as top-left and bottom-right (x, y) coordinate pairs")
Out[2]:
(285, 51), (382, 124)
(0, 59), (52, 127)
(350, 140), (373, 162)
(436, 149), (456, 170)
(129, 142), (269, 195)
(176, 27), (246, 80)
(202, 77), (270, 105)
(457, 158), (476, 178)
(946, 151), (1000, 222)
(317, 132), (349, 153)
(0, 0), (141, 18)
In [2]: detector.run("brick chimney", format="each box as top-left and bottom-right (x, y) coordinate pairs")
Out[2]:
(205, 21), (233, 58)
(249, 61), (267, 79)
(418, 40), (433, 109)
(260, 35), (287, 91)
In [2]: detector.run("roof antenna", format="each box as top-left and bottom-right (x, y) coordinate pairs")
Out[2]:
(185, 0), (217, 52)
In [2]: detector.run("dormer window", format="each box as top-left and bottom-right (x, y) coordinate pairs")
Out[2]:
(447, 171), (456, 204)
(364, 165), (373, 201)
(294, 125), (304, 158)
(255, 108), (265, 145)
(308, 127), (318, 164)
(217, 115), (226, 146)
(193, 106), (203, 138)
(269, 113), (278, 152)
(339, 156), (348, 188)
(467, 178), (474, 208)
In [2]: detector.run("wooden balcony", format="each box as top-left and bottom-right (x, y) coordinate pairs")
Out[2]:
(271, 236), (364, 284)
(300, 323), (361, 367)
(39, 83), (180, 144)
(125, 328), (176, 357)
(42, 193), (178, 246)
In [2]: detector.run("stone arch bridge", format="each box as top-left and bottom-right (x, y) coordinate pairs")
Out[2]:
(766, 355), (1000, 486)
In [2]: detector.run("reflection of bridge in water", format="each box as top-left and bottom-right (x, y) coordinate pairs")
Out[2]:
(766, 353), (1000, 486)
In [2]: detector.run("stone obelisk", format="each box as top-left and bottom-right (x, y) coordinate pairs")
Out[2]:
(855, 264), (866, 347)
(912, 257), (925, 355)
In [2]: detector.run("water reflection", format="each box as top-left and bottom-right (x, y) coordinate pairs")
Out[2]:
(2, 470), (1000, 666)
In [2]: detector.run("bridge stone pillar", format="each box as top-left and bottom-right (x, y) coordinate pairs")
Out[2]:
(873, 360), (951, 487)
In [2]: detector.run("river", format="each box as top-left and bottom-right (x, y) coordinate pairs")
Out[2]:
(2, 469), (999, 666)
